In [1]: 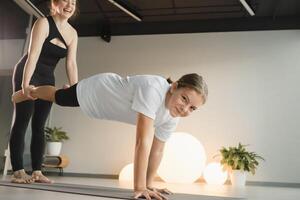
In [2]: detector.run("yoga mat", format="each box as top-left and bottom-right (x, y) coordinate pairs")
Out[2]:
(0, 180), (244, 200)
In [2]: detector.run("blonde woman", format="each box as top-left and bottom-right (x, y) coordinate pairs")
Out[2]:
(12, 72), (208, 200)
(10, 0), (79, 184)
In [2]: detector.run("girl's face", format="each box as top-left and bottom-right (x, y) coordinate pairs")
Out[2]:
(166, 84), (204, 118)
(53, 0), (76, 19)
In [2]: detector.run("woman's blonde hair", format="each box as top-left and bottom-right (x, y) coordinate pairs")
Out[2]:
(50, 0), (80, 18)
(167, 73), (208, 104)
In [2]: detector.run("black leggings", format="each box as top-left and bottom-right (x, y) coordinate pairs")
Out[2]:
(10, 82), (79, 171)
(55, 83), (79, 107)
(10, 99), (52, 171)
(10, 59), (56, 171)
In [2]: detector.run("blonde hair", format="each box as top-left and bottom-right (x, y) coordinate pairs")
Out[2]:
(167, 73), (208, 104)
(50, 0), (79, 18)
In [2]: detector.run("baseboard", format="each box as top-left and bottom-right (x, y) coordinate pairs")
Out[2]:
(4, 170), (119, 179)
(246, 181), (300, 188)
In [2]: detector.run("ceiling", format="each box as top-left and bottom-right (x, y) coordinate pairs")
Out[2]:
(1, 0), (300, 40)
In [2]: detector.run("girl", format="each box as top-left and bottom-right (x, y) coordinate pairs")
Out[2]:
(10, 0), (79, 184)
(12, 73), (208, 200)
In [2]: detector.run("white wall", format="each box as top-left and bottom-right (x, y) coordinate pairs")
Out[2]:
(52, 30), (300, 183)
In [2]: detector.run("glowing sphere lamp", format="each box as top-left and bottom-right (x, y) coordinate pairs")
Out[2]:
(157, 132), (206, 183)
(119, 163), (134, 182)
(203, 162), (228, 185)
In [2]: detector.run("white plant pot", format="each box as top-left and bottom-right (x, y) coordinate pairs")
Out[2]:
(47, 142), (62, 156)
(230, 170), (246, 187)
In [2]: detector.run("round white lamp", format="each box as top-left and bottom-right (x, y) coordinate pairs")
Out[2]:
(203, 162), (228, 185)
(119, 163), (134, 182)
(157, 132), (206, 184)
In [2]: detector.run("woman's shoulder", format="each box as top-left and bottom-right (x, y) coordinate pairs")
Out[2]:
(31, 17), (49, 36)
(34, 17), (49, 27)
(67, 23), (78, 36)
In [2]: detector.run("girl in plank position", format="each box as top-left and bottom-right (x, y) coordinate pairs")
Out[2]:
(12, 72), (208, 200)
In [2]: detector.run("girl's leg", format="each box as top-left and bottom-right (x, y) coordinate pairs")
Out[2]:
(12, 84), (79, 107)
(12, 86), (57, 103)
(55, 83), (79, 107)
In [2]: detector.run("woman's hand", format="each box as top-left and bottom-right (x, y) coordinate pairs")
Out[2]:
(147, 186), (173, 195)
(22, 85), (37, 100)
(62, 84), (70, 89)
(134, 188), (168, 200)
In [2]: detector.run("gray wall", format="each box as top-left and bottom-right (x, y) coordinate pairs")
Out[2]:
(53, 30), (300, 183)
(0, 76), (13, 170)
(0, 39), (25, 70)
(0, 38), (27, 170)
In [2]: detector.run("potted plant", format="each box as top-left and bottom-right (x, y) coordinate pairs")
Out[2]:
(45, 126), (69, 156)
(218, 143), (264, 187)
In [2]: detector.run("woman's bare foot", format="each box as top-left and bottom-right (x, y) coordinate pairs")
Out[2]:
(32, 170), (54, 184)
(11, 169), (34, 184)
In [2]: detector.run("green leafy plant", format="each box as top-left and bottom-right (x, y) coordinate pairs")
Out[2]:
(218, 143), (264, 175)
(45, 127), (69, 142)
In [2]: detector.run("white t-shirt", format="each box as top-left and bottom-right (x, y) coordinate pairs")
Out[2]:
(76, 73), (179, 142)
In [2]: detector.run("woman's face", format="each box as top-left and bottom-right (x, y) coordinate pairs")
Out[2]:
(166, 84), (204, 118)
(53, 0), (76, 19)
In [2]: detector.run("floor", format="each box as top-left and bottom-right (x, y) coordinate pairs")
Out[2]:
(0, 175), (300, 200)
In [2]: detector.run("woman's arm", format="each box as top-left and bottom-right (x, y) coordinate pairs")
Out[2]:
(22, 18), (49, 98)
(65, 29), (78, 86)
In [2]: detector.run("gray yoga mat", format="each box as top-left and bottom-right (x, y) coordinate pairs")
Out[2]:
(0, 180), (244, 200)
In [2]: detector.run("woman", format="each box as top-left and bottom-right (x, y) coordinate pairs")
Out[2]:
(12, 72), (208, 200)
(10, 0), (79, 184)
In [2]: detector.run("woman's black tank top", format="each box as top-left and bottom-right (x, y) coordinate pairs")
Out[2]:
(13, 16), (68, 90)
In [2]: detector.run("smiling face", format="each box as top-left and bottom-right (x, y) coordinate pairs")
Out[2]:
(166, 83), (204, 118)
(52, 0), (77, 19)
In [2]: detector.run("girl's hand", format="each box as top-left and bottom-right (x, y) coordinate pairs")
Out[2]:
(134, 189), (168, 200)
(147, 186), (173, 195)
(22, 85), (37, 100)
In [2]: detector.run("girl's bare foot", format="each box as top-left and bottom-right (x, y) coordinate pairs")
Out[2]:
(11, 85), (36, 103)
(11, 169), (34, 184)
(11, 90), (27, 103)
(32, 170), (54, 184)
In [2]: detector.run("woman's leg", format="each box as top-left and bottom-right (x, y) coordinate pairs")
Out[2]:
(31, 99), (54, 183)
(10, 101), (35, 183)
(10, 64), (36, 183)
